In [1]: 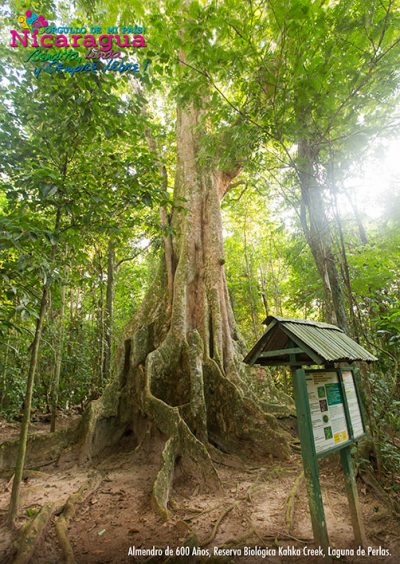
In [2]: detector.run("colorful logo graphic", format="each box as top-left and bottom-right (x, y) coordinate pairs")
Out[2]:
(17, 10), (48, 30)
(10, 9), (150, 79)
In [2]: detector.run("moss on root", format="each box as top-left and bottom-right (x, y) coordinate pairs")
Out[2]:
(78, 376), (122, 462)
(145, 341), (220, 518)
(203, 359), (292, 459)
(13, 502), (56, 564)
(152, 436), (178, 519)
(78, 325), (293, 519)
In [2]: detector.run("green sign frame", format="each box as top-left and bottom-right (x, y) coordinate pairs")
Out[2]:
(292, 366), (367, 557)
(304, 366), (366, 459)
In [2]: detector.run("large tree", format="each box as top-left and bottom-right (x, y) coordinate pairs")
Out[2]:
(80, 3), (292, 516)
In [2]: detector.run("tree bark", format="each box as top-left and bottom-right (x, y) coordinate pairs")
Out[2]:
(79, 99), (293, 519)
(330, 180), (361, 339)
(103, 239), (114, 382)
(243, 216), (259, 340)
(0, 330), (11, 411)
(297, 139), (348, 331)
(96, 251), (105, 390)
(258, 264), (270, 318)
(50, 277), (66, 433)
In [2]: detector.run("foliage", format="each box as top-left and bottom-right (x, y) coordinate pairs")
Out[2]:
(0, 0), (399, 486)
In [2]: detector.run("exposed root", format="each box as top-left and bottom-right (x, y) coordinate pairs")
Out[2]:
(182, 331), (208, 443)
(285, 471), (304, 533)
(78, 307), (292, 525)
(13, 502), (56, 564)
(200, 503), (237, 546)
(55, 519), (76, 564)
(182, 501), (227, 520)
(55, 472), (103, 563)
(225, 510), (312, 547)
(204, 359), (292, 459)
(145, 341), (221, 518)
(133, 420), (153, 454)
(77, 332), (221, 521)
(152, 436), (179, 519)
(78, 378), (122, 462)
(263, 532), (312, 543)
(208, 445), (266, 472)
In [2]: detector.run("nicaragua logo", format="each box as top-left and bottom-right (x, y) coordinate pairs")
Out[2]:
(10, 9), (150, 78)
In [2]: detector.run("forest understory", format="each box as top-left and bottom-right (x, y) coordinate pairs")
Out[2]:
(1, 0), (400, 562)
(0, 415), (399, 564)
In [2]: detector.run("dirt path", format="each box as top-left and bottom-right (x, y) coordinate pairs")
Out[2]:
(0, 433), (399, 564)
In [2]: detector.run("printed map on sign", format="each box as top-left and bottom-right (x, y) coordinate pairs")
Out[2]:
(306, 371), (350, 454)
(342, 370), (364, 438)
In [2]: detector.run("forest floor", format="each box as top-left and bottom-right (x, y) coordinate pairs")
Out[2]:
(0, 416), (399, 564)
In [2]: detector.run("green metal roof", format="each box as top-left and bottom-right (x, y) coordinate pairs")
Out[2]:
(244, 316), (378, 366)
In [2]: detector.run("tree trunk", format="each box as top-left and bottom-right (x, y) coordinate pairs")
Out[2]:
(96, 252), (105, 390)
(258, 264), (269, 318)
(0, 330), (11, 411)
(330, 181), (361, 339)
(103, 240), (114, 383)
(79, 101), (293, 519)
(243, 217), (259, 340)
(50, 278), (66, 433)
(297, 139), (348, 331)
(346, 192), (368, 245)
(8, 209), (61, 526)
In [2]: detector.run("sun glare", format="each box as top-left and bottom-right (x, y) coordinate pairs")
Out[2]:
(343, 137), (400, 220)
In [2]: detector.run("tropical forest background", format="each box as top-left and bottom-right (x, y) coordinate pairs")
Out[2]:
(0, 0), (399, 493)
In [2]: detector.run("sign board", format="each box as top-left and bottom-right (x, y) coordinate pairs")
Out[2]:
(341, 370), (364, 439)
(305, 371), (350, 454)
(305, 368), (365, 457)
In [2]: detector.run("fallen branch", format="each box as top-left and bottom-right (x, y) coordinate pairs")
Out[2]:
(261, 531), (312, 543)
(4, 473), (14, 493)
(152, 436), (178, 519)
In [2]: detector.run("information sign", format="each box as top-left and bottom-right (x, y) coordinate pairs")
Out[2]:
(305, 371), (350, 454)
(292, 366), (368, 553)
(342, 370), (364, 439)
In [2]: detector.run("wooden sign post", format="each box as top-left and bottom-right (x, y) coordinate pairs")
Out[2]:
(244, 316), (377, 558)
(292, 366), (367, 556)
(292, 368), (330, 553)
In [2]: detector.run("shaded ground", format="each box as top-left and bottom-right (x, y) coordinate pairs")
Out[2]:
(0, 418), (399, 564)
(0, 413), (81, 443)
